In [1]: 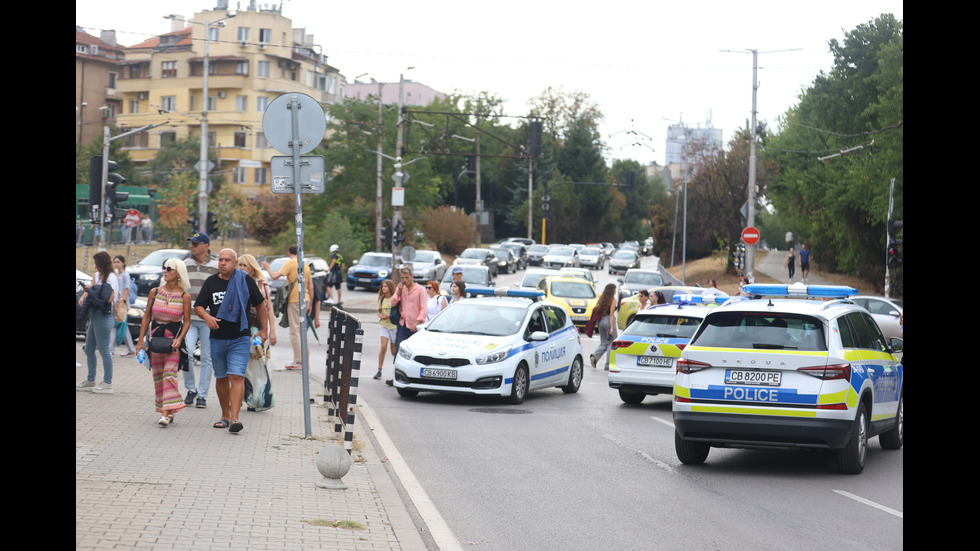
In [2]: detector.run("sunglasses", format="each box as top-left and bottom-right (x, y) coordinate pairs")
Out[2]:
(162, 266), (174, 272)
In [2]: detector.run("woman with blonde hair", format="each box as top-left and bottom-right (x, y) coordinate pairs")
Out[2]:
(136, 258), (191, 426)
(590, 283), (618, 371)
(374, 279), (397, 380)
(237, 254), (276, 411)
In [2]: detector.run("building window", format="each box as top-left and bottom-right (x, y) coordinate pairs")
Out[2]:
(208, 26), (219, 42)
(129, 99), (139, 114)
(254, 167), (268, 185)
(237, 27), (249, 42)
(258, 28), (271, 45)
(236, 95), (248, 112)
(233, 166), (247, 184)
(256, 96), (269, 113)
(160, 132), (176, 145)
(255, 133), (270, 149)
(207, 95), (217, 111)
(258, 61), (269, 78)
(234, 131), (246, 148)
(107, 72), (118, 89)
(161, 61), (177, 78)
(161, 95), (177, 112)
(129, 64), (145, 79)
(236, 61), (249, 76)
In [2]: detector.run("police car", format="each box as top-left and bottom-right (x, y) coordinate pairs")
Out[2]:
(672, 284), (904, 474)
(392, 288), (585, 404)
(608, 294), (725, 404)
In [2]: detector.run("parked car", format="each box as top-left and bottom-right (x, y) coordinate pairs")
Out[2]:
(127, 249), (192, 296)
(559, 267), (595, 285)
(346, 252), (396, 291)
(617, 285), (719, 330)
(409, 250), (448, 283)
(536, 275), (598, 331)
(527, 244), (550, 266)
(543, 246), (581, 269)
(500, 237), (536, 246)
(517, 268), (562, 292)
(266, 255), (330, 304)
(608, 250), (641, 274)
(578, 246), (605, 270)
(617, 268), (665, 302)
(454, 248), (499, 277)
(489, 246), (519, 274)
(497, 242), (529, 270)
(851, 295), (904, 341)
(440, 265), (494, 290)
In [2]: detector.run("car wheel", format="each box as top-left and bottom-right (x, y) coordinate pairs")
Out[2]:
(879, 394), (903, 450)
(835, 403), (869, 474)
(346, 284), (354, 291)
(619, 389), (645, 404)
(396, 387), (419, 398)
(675, 431), (709, 465)
(507, 363), (529, 404)
(561, 356), (583, 393)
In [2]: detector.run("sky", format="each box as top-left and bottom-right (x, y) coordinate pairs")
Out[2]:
(77, 0), (903, 167)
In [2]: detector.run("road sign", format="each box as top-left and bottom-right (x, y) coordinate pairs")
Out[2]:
(124, 209), (142, 228)
(741, 226), (760, 245)
(262, 93), (327, 155)
(270, 156), (325, 194)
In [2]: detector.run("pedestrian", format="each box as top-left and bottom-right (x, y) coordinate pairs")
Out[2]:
(76, 220), (85, 246)
(374, 279), (397, 380)
(194, 248), (268, 434)
(424, 281), (449, 323)
(799, 243), (811, 282)
(702, 279), (722, 298)
(135, 258), (191, 427)
(78, 251), (118, 393)
(325, 244), (345, 305)
(637, 289), (651, 311)
(590, 283), (618, 371)
(653, 291), (667, 305)
(737, 276), (752, 296)
(450, 266), (464, 285)
(390, 265), (427, 354)
(786, 248), (796, 281)
(113, 255), (137, 357)
(237, 254), (276, 412)
(448, 280), (467, 304)
(262, 245), (312, 370)
(183, 231), (219, 408)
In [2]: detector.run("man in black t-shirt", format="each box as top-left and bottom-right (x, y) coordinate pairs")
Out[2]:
(194, 248), (267, 434)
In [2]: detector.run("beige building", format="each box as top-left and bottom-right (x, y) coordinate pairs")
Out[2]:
(113, 2), (343, 197)
(76, 28), (125, 146)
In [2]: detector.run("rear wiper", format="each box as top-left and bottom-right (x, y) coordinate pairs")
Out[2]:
(752, 343), (797, 349)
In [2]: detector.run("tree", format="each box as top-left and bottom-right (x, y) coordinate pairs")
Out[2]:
(154, 170), (196, 246)
(554, 116), (609, 242)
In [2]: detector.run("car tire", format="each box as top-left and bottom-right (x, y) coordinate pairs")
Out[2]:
(835, 403), (869, 474)
(561, 357), (583, 394)
(396, 387), (419, 398)
(346, 284), (354, 291)
(879, 394), (903, 450)
(618, 389), (645, 404)
(675, 431), (709, 465)
(507, 363), (529, 404)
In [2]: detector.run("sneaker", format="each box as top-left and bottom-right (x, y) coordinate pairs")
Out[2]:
(196, 397), (207, 409)
(590, 355), (597, 369)
(373, 370), (382, 380)
(184, 390), (198, 405)
(385, 379), (393, 386)
(285, 363), (301, 370)
(92, 382), (114, 394)
(77, 380), (96, 390)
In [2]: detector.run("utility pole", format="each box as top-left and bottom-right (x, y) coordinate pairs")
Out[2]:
(474, 120), (482, 247)
(376, 80), (384, 251)
(391, 73), (406, 277)
(745, 48), (759, 283)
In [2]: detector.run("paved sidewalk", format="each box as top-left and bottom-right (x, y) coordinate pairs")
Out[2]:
(76, 340), (428, 550)
(755, 248), (834, 285)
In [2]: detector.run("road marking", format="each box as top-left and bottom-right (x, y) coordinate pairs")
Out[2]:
(832, 490), (903, 519)
(603, 434), (676, 474)
(650, 416), (674, 429)
(358, 398), (463, 551)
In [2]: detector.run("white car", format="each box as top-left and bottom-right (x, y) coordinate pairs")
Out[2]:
(673, 283), (904, 474)
(392, 289), (586, 404)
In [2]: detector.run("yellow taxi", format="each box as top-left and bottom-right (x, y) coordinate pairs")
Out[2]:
(536, 276), (598, 331)
(617, 286), (725, 330)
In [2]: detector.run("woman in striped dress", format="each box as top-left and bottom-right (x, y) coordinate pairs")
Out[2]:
(136, 258), (191, 426)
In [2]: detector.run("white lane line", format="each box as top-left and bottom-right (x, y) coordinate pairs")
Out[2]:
(603, 434), (676, 474)
(650, 416), (674, 429)
(832, 490), (903, 519)
(358, 398), (463, 551)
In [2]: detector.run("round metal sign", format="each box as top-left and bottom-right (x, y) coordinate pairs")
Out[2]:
(262, 93), (327, 155)
(400, 246), (416, 262)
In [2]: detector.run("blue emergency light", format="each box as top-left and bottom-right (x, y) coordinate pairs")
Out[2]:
(742, 283), (857, 298)
(467, 286), (545, 299)
(672, 294), (731, 305)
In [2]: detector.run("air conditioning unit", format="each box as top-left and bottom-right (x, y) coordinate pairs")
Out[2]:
(137, 92), (148, 100)
(259, 43), (267, 50)
(217, 91), (226, 99)
(240, 40), (248, 48)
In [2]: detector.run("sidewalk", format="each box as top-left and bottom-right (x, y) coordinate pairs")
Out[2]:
(754, 248), (834, 285)
(76, 339), (429, 550)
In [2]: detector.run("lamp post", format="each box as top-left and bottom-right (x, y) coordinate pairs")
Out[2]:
(165, 10), (237, 233)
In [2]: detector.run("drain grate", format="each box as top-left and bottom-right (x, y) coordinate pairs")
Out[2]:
(469, 408), (532, 414)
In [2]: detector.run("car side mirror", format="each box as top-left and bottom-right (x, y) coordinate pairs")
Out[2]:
(528, 330), (549, 342)
(890, 337), (903, 354)
(351, 260), (359, 266)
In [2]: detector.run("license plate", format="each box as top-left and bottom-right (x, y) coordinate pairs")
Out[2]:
(725, 369), (781, 386)
(421, 368), (457, 380)
(359, 278), (372, 283)
(638, 356), (673, 367)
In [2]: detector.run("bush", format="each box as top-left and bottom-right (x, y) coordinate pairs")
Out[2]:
(417, 206), (476, 256)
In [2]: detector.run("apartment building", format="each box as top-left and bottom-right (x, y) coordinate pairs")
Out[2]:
(76, 27), (126, 145)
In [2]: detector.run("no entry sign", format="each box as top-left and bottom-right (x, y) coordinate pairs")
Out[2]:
(741, 226), (760, 245)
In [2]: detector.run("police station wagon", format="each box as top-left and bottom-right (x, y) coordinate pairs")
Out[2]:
(672, 284), (904, 474)
(392, 288), (585, 404)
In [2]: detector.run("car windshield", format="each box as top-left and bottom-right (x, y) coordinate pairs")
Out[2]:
(693, 312), (827, 351)
(550, 247), (574, 256)
(359, 254), (390, 266)
(459, 249), (486, 259)
(426, 302), (527, 336)
(443, 268), (488, 285)
(521, 271), (559, 288)
(413, 251), (437, 263)
(502, 244), (522, 254)
(626, 314), (703, 340)
(528, 245), (549, 253)
(625, 272), (663, 285)
(489, 248), (511, 258)
(138, 250), (187, 266)
(550, 281), (596, 298)
(580, 247), (601, 256)
(613, 251), (636, 260)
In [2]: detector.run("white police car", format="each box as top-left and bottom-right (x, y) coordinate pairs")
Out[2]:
(609, 294), (725, 404)
(673, 284), (903, 474)
(392, 288), (585, 404)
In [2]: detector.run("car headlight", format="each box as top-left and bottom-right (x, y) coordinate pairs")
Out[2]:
(378, 270), (389, 277)
(143, 274), (160, 281)
(398, 344), (413, 361)
(476, 347), (511, 365)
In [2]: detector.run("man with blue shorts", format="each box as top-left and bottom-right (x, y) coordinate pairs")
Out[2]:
(194, 249), (267, 434)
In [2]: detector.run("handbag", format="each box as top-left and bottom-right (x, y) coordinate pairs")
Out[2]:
(114, 299), (128, 323)
(584, 305), (602, 338)
(388, 303), (401, 326)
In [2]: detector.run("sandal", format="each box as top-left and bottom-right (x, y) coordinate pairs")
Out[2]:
(213, 419), (230, 429)
(167, 414), (175, 425)
(229, 419), (244, 433)
(158, 416), (170, 427)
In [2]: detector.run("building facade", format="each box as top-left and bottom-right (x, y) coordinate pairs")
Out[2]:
(76, 28), (126, 146)
(113, 2), (343, 197)
(345, 80), (446, 107)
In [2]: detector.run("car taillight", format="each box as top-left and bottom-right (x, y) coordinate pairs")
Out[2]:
(611, 340), (631, 350)
(676, 343), (687, 351)
(797, 363), (851, 381)
(677, 358), (711, 374)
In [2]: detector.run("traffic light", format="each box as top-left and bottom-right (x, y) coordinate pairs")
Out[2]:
(887, 220), (903, 267)
(381, 218), (392, 249)
(393, 220), (406, 246)
(206, 211), (218, 235)
(105, 160), (127, 223)
(541, 190), (550, 220)
(188, 212), (199, 230)
(90, 155), (127, 223)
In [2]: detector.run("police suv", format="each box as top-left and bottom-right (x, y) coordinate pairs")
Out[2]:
(392, 288), (585, 404)
(609, 294), (725, 404)
(673, 284), (904, 474)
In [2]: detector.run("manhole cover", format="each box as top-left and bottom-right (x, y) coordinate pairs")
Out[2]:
(469, 408), (532, 414)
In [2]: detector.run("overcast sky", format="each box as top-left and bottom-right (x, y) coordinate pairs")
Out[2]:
(77, 0), (903, 166)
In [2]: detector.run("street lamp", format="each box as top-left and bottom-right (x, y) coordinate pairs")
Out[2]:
(165, 10), (237, 233)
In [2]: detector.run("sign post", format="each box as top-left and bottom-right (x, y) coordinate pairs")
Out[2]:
(262, 92), (326, 438)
